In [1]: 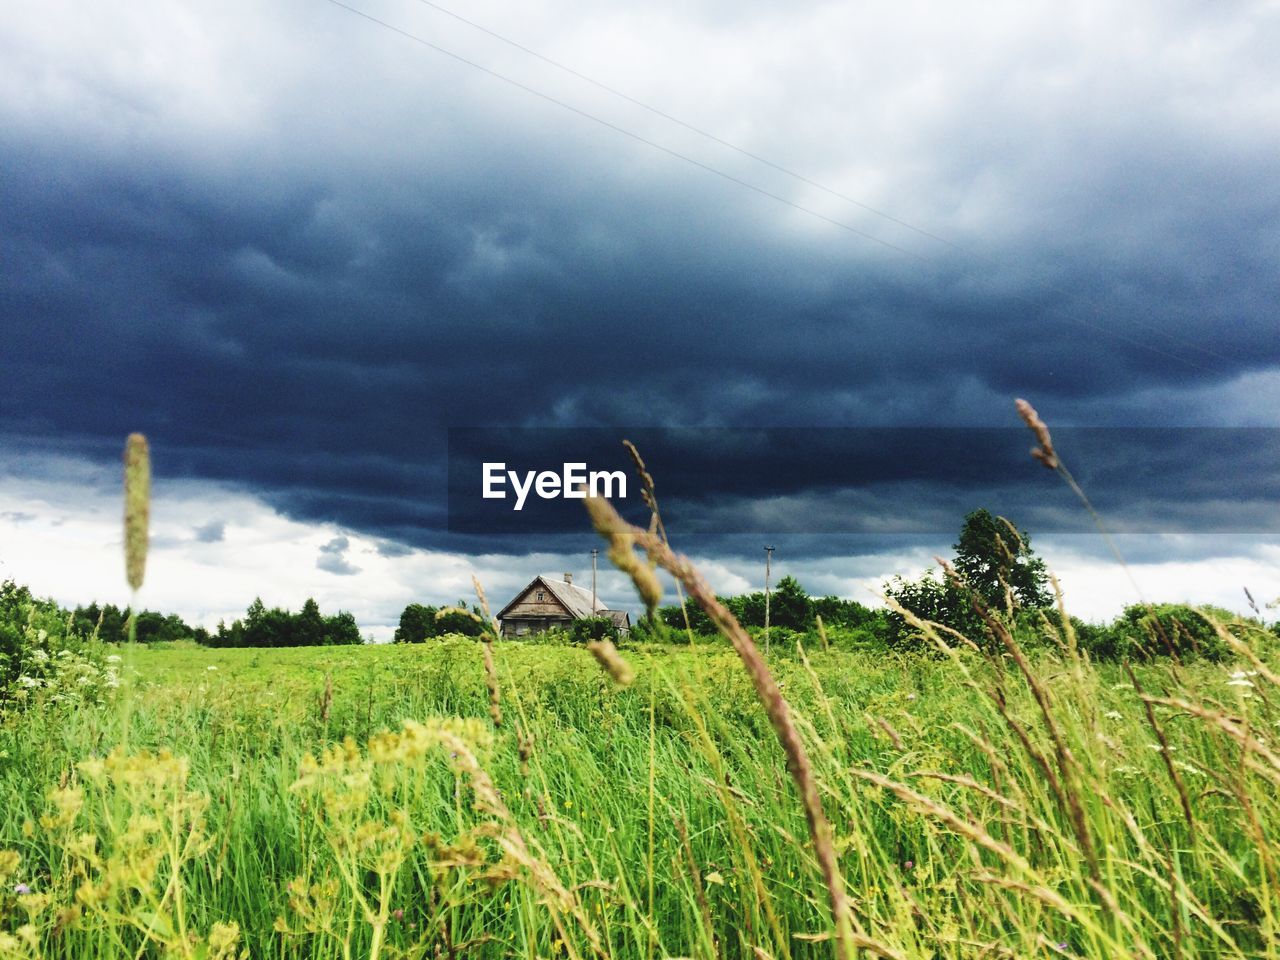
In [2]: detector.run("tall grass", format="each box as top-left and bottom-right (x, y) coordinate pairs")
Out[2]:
(1, 633), (1276, 958)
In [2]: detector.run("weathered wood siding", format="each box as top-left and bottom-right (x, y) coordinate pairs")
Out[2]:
(502, 584), (572, 620)
(500, 584), (575, 636)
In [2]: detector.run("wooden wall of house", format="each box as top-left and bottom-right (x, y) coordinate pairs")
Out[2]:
(502, 586), (572, 620)
(501, 617), (570, 637)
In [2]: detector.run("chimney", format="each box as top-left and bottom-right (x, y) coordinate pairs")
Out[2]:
(564, 572), (573, 585)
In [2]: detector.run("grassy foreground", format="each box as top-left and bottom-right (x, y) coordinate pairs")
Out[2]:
(1, 635), (1277, 959)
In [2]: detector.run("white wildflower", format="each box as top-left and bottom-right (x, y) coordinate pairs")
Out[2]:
(1227, 678), (1255, 688)
(105, 655), (122, 664)
(1104, 710), (1123, 720)
(206, 665), (219, 672)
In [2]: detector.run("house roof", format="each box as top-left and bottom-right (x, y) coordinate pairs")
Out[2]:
(496, 574), (609, 621)
(602, 609), (631, 628)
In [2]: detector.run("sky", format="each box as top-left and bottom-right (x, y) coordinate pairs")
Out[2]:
(2, 0), (1278, 638)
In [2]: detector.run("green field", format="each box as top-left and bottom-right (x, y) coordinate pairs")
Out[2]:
(2, 631), (1278, 959)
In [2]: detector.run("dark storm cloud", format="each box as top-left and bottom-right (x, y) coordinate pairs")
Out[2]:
(447, 426), (1280, 536)
(1, 0), (1278, 560)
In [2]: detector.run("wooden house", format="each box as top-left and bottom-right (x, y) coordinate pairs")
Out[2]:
(496, 573), (631, 637)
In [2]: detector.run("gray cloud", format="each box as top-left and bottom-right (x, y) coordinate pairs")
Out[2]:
(376, 540), (414, 558)
(193, 520), (226, 543)
(317, 535), (361, 576)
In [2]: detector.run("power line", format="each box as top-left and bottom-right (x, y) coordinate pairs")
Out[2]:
(317, 0), (1216, 372)
(321, 0), (924, 262)
(404, 0), (1232, 368)
(410, 0), (962, 251)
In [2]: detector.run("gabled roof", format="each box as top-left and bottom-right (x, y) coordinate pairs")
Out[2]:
(602, 609), (631, 628)
(496, 574), (609, 621)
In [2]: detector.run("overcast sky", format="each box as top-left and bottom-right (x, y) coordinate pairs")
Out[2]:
(2, 0), (1278, 636)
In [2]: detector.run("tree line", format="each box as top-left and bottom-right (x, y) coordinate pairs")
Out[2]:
(648, 509), (1266, 661)
(8, 506), (1275, 659)
(63, 596), (363, 647)
(205, 598), (362, 647)
(391, 509), (1276, 661)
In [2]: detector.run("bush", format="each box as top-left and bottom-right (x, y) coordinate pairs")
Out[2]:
(658, 602), (713, 635)
(569, 616), (620, 644)
(0, 579), (117, 710)
(434, 606), (485, 638)
(883, 570), (985, 654)
(1101, 603), (1238, 662)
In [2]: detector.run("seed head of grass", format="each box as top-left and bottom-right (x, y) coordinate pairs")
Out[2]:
(472, 574), (503, 638)
(584, 496), (662, 614)
(1014, 398), (1059, 470)
(586, 639), (635, 686)
(622, 438), (657, 514)
(123, 433), (151, 591)
(471, 575), (504, 726)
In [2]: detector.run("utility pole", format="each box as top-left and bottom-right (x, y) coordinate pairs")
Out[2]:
(764, 545), (775, 655)
(591, 548), (599, 614)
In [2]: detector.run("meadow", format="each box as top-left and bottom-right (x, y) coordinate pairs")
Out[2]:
(2, 626), (1278, 959)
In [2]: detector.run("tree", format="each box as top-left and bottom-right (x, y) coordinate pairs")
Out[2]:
(394, 603), (438, 643)
(208, 598), (363, 647)
(298, 598), (326, 646)
(435, 606), (485, 637)
(770, 575), (810, 630)
(658, 601), (713, 635)
(99, 604), (127, 643)
(953, 509), (1051, 613)
(324, 611), (363, 646)
(884, 509), (1051, 652)
(883, 570), (982, 651)
(811, 595), (879, 630)
(724, 592), (767, 629)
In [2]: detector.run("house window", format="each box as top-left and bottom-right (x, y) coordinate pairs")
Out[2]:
(536, 590), (545, 601)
